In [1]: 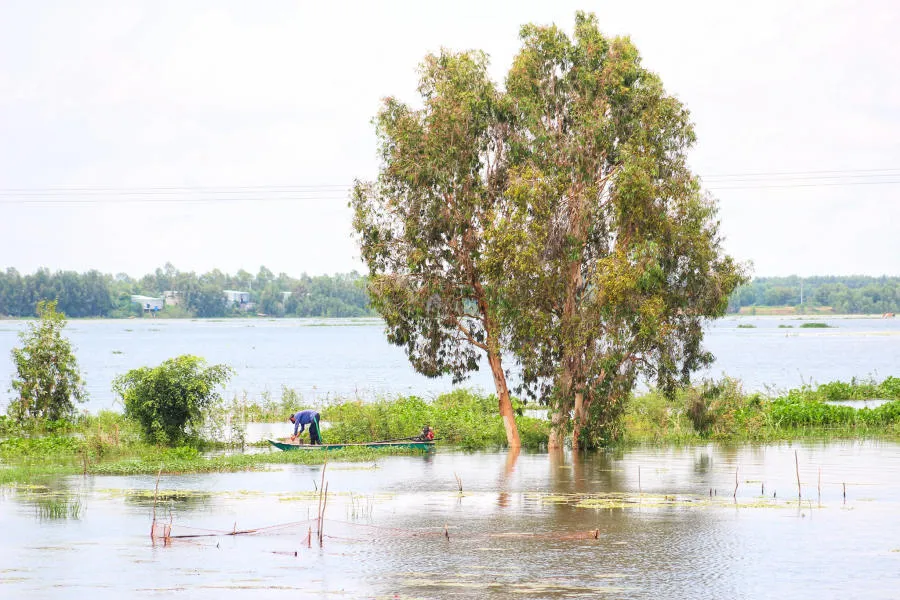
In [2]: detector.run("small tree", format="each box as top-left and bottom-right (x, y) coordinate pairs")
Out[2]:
(114, 355), (233, 445)
(8, 300), (86, 422)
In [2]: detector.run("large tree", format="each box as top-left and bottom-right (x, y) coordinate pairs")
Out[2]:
(351, 50), (522, 447)
(487, 13), (746, 448)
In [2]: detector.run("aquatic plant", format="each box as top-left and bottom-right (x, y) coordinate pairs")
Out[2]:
(799, 322), (832, 328)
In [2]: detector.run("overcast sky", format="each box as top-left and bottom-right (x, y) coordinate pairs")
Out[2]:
(1, 0), (898, 278)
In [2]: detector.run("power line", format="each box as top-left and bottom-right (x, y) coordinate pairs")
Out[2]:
(0, 167), (899, 204)
(701, 167), (900, 180)
(707, 180), (900, 191)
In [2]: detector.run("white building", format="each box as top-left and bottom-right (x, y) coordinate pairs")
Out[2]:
(131, 295), (164, 311)
(224, 290), (252, 308)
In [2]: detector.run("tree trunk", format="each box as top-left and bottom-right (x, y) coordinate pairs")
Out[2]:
(572, 391), (584, 450)
(548, 406), (567, 450)
(488, 351), (521, 449)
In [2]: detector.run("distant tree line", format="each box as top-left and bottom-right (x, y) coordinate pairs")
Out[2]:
(0, 264), (374, 318)
(2, 267), (898, 318)
(728, 276), (900, 314)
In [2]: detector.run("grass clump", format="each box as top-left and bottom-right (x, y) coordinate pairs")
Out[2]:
(322, 389), (548, 449)
(736, 324), (756, 329)
(799, 322), (833, 328)
(624, 375), (900, 444)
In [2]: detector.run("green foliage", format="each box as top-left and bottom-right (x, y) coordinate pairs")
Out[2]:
(7, 301), (86, 422)
(799, 322), (832, 328)
(351, 46), (523, 445)
(351, 49), (507, 381)
(114, 355), (233, 445)
(484, 12), (747, 447)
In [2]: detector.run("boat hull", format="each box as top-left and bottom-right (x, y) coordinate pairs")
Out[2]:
(267, 439), (435, 452)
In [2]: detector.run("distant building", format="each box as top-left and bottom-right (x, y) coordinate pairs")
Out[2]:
(163, 290), (182, 306)
(131, 295), (164, 312)
(224, 290), (253, 310)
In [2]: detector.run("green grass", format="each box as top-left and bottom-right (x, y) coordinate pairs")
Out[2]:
(799, 322), (833, 328)
(737, 324), (756, 328)
(321, 389), (547, 449)
(623, 376), (900, 444)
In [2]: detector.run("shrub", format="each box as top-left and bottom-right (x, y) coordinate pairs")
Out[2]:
(114, 355), (233, 445)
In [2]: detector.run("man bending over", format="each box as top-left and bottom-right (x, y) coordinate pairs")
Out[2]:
(289, 409), (322, 445)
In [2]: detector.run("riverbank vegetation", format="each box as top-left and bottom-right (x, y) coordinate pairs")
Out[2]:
(3, 268), (899, 320)
(3, 378), (900, 486)
(729, 275), (900, 315)
(623, 376), (900, 444)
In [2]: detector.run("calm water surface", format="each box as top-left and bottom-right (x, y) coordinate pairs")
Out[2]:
(0, 315), (898, 411)
(2, 441), (899, 598)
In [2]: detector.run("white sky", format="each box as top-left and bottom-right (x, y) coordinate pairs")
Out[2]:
(1, 0), (898, 278)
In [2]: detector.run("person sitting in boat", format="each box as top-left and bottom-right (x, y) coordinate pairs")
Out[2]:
(289, 409), (322, 445)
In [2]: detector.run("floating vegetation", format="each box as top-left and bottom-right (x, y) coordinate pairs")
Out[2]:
(800, 322), (833, 328)
(778, 324), (794, 328)
(737, 324), (756, 329)
(529, 491), (803, 511)
(112, 350), (124, 355)
(124, 489), (213, 504)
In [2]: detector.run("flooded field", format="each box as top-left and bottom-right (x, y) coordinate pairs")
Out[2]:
(2, 441), (899, 598)
(0, 316), (898, 411)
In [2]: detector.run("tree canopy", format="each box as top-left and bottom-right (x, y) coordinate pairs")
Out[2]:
(354, 11), (746, 448)
(8, 300), (86, 422)
(114, 355), (233, 445)
(352, 50), (522, 447)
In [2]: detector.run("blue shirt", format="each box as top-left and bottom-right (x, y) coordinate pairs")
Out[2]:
(292, 410), (319, 436)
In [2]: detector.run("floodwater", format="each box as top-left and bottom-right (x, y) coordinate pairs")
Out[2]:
(2, 441), (899, 598)
(0, 315), (898, 412)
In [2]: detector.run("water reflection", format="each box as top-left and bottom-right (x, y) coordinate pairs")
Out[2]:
(9, 479), (86, 521)
(2, 442), (900, 598)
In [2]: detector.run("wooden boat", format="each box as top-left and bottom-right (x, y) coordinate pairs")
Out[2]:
(267, 439), (435, 452)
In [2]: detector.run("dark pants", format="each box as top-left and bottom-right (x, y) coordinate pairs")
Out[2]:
(309, 414), (322, 445)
